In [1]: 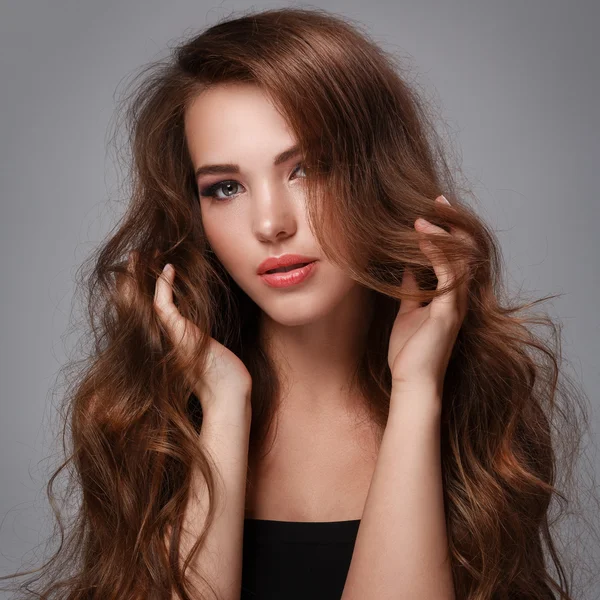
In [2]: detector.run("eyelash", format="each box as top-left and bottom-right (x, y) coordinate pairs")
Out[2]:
(199, 162), (306, 202)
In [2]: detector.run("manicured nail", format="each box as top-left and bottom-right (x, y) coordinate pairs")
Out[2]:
(163, 263), (173, 274)
(439, 195), (450, 204)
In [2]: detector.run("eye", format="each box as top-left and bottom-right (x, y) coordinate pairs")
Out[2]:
(199, 180), (242, 202)
(198, 162), (307, 203)
(292, 162), (307, 179)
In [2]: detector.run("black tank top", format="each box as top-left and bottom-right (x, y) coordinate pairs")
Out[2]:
(241, 517), (360, 599)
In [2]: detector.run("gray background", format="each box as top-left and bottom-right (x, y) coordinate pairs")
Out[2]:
(1, 0), (598, 597)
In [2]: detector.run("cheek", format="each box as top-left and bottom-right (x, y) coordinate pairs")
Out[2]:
(201, 209), (249, 276)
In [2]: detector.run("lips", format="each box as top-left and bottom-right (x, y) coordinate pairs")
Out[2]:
(257, 254), (319, 275)
(259, 260), (318, 288)
(265, 262), (312, 274)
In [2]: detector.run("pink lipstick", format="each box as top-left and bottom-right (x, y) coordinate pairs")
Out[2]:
(258, 260), (318, 288)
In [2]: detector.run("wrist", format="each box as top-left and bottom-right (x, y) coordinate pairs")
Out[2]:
(389, 381), (443, 420)
(201, 388), (252, 425)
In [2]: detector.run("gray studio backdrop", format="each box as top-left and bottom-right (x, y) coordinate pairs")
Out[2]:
(1, 0), (598, 598)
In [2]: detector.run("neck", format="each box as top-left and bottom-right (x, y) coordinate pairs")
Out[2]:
(258, 283), (374, 419)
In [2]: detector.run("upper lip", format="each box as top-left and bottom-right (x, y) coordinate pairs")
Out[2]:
(257, 253), (318, 275)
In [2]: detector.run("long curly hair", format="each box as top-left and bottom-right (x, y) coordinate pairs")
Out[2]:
(2, 7), (598, 600)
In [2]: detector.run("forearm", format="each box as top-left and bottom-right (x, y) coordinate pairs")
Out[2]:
(174, 400), (252, 600)
(341, 385), (455, 600)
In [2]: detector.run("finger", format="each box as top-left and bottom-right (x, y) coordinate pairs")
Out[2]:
(398, 267), (421, 314)
(420, 238), (456, 299)
(414, 218), (454, 288)
(434, 194), (454, 210)
(154, 264), (189, 353)
(434, 194), (473, 266)
(433, 195), (473, 314)
(415, 218), (458, 317)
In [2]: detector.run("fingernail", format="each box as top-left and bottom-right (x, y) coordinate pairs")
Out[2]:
(439, 195), (450, 204)
(163, 263), (172, 274)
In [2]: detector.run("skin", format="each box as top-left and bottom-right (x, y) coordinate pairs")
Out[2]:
(101, 75), (472, 598)
(153, 82), (471, 597)
(184, 82), (375, 426)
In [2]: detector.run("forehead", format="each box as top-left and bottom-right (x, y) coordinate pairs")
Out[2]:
(184, 84), (294, 161)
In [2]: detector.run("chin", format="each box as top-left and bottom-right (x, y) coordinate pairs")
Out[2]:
(256, 285), (357, 328)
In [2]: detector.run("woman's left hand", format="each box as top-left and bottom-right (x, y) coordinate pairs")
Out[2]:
(387, 195), (473, 404)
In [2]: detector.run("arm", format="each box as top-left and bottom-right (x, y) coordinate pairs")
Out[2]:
(171, 398), (252, 600)
(341, 384), (455, 600)
(150, 260), (253, 598)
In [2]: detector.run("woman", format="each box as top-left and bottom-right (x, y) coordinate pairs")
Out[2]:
(1, 7), (596, 600)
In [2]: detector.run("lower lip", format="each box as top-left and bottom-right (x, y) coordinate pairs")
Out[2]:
(259, 261), (318, 288)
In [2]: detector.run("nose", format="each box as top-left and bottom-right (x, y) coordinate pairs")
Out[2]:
(252, 180), (298, 243)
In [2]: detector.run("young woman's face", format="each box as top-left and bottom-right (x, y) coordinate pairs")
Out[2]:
(184, 83), (362, 327)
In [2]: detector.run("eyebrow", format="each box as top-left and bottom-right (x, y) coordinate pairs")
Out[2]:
(194, 144), (302, 180)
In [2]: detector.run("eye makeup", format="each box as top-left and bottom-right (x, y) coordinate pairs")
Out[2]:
(199, 162), (306, 202)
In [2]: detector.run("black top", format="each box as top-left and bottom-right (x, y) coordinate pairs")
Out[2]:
(241, 518), (361, 599)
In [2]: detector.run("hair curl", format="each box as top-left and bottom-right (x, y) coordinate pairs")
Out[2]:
(2, 6), (599, 600)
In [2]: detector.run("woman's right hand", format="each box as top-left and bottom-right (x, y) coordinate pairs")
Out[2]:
(120, 251), (253, 417)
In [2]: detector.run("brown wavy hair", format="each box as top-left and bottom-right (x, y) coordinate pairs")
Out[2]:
(2, 6), (599, 600)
